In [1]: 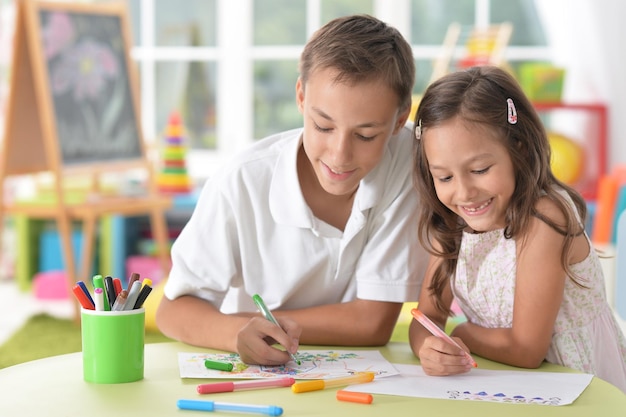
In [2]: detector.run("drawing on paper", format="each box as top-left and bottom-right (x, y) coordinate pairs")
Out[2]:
(343, 364), (592, 406)
(448, 390), (563, 405)
(178, 350), (400, 380)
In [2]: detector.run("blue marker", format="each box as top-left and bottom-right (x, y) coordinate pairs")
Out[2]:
(177, 399), (283, 416)
(76, 281), (94, 306)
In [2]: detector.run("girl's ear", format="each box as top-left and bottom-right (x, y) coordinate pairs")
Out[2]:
(515, 136), (526, 155)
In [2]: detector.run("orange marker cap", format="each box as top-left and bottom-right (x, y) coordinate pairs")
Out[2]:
(336, 390), (373, 404)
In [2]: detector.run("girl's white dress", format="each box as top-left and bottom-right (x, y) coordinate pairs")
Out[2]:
(453, 227), (626, 393)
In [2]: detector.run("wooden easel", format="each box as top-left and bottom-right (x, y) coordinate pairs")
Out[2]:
(0, 0), (172, 319)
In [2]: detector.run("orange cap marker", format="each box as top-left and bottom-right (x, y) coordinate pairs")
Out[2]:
(336, 390), (373, 404)
(72, 284), (95, 310)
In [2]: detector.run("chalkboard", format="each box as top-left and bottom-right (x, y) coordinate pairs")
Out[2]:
(37, 7), (142, 166)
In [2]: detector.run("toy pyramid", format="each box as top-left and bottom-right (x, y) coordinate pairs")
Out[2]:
(157, 111), (193, 194)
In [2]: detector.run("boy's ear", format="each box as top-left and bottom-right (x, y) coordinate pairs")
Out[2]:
(295, 77), (305, 113)
(393, 105), (411, 134)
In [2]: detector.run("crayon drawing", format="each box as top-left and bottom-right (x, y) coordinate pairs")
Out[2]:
(448, 390), (563, 405)
(178, 350), (400, 379)
(346, 364), (593, 406)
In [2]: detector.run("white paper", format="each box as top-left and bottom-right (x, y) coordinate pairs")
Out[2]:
(345, 363), (593, 406)
(178, 350), (400, 379)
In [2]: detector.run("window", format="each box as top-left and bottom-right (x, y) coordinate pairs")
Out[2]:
(127, 0), (548, 179)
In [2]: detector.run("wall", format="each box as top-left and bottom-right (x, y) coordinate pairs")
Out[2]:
(537, 0), (626, 172)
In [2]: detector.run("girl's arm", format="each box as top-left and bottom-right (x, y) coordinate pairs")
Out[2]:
(408, 253), (473, 375)
(451, 199), (588, 368)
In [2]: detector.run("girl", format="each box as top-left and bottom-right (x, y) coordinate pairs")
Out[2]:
(409, 65), (626, 393)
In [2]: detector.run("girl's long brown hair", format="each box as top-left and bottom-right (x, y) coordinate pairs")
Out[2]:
(412, 66), (587, 315)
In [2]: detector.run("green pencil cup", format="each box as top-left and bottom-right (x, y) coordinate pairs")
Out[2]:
(81, 308), (145, 384)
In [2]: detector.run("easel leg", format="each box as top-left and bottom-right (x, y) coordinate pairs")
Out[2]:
(150, 208), (171, 280)
(80, 214), (96, 285)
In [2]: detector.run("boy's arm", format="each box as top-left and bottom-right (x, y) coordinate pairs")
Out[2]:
(156, 295), (300, 365)
(156, 295), (247, 352)
(272, 298), (403, 346)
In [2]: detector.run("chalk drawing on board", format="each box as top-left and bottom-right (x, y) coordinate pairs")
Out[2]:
(39, 9), (142, 165)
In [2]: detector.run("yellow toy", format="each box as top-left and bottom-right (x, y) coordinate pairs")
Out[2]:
(548, 132), (584, 185)
(144, 279), (166, 331)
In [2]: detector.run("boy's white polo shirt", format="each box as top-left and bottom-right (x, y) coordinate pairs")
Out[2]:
(164, 125), (426, 313)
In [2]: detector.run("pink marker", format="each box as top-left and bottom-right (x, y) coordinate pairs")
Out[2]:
(93, 287), (105, 311)
(197, 377), (295, 394)
(411, 308), (478, 368)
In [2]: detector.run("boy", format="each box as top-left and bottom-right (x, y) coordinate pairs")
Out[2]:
(156, 14), (427, 365)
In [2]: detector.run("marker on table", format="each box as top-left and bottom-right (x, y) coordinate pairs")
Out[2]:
(336, 390), (373, 404)
(177, 399), (283, 416)
(410, 308), (478, 368)
(197, 377), (295, 394)
(204, 359), (234, 372)
(252, 294), (301, 365)
(291, 372), (375, 393)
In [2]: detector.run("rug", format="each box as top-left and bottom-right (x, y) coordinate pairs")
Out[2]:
(0, 313), (172, 369)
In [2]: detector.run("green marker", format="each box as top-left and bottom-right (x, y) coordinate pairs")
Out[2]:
(204, 359), (234, 372)
(92, 275), (110, 311)
(252, 294), (302, 365)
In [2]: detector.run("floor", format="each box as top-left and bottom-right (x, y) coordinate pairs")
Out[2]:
(0, 278), (74, 345)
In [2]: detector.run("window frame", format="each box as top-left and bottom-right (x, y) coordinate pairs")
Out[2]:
(130, 0), (550, 179)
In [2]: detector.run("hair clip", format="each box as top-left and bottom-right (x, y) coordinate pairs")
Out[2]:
(414, 119), (422, 140)
(507, 98), (517, 125)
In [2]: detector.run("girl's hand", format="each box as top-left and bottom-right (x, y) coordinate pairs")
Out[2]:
(418, 335), (474, 376)
(236, 316), (301, 365)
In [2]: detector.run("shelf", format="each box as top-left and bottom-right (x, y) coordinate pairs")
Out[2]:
(532, 102), (608, 201)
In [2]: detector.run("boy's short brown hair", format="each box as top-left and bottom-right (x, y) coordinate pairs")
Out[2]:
(299, 14), (415, 112)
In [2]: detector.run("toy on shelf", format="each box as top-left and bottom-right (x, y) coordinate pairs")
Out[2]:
(430, 22), (513, 84)
(157, 111), (193, 195)
(548, 131), (585, 185)
(592, 165), (626, 245)
(519, 63), (565, 103)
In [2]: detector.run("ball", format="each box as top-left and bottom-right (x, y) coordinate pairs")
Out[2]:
(548, 132), (584, 185)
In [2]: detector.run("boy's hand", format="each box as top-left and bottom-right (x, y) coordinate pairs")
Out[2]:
(236, 316), (301, 365)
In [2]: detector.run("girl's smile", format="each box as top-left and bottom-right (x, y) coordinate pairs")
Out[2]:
(423, 116), (516, 232)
